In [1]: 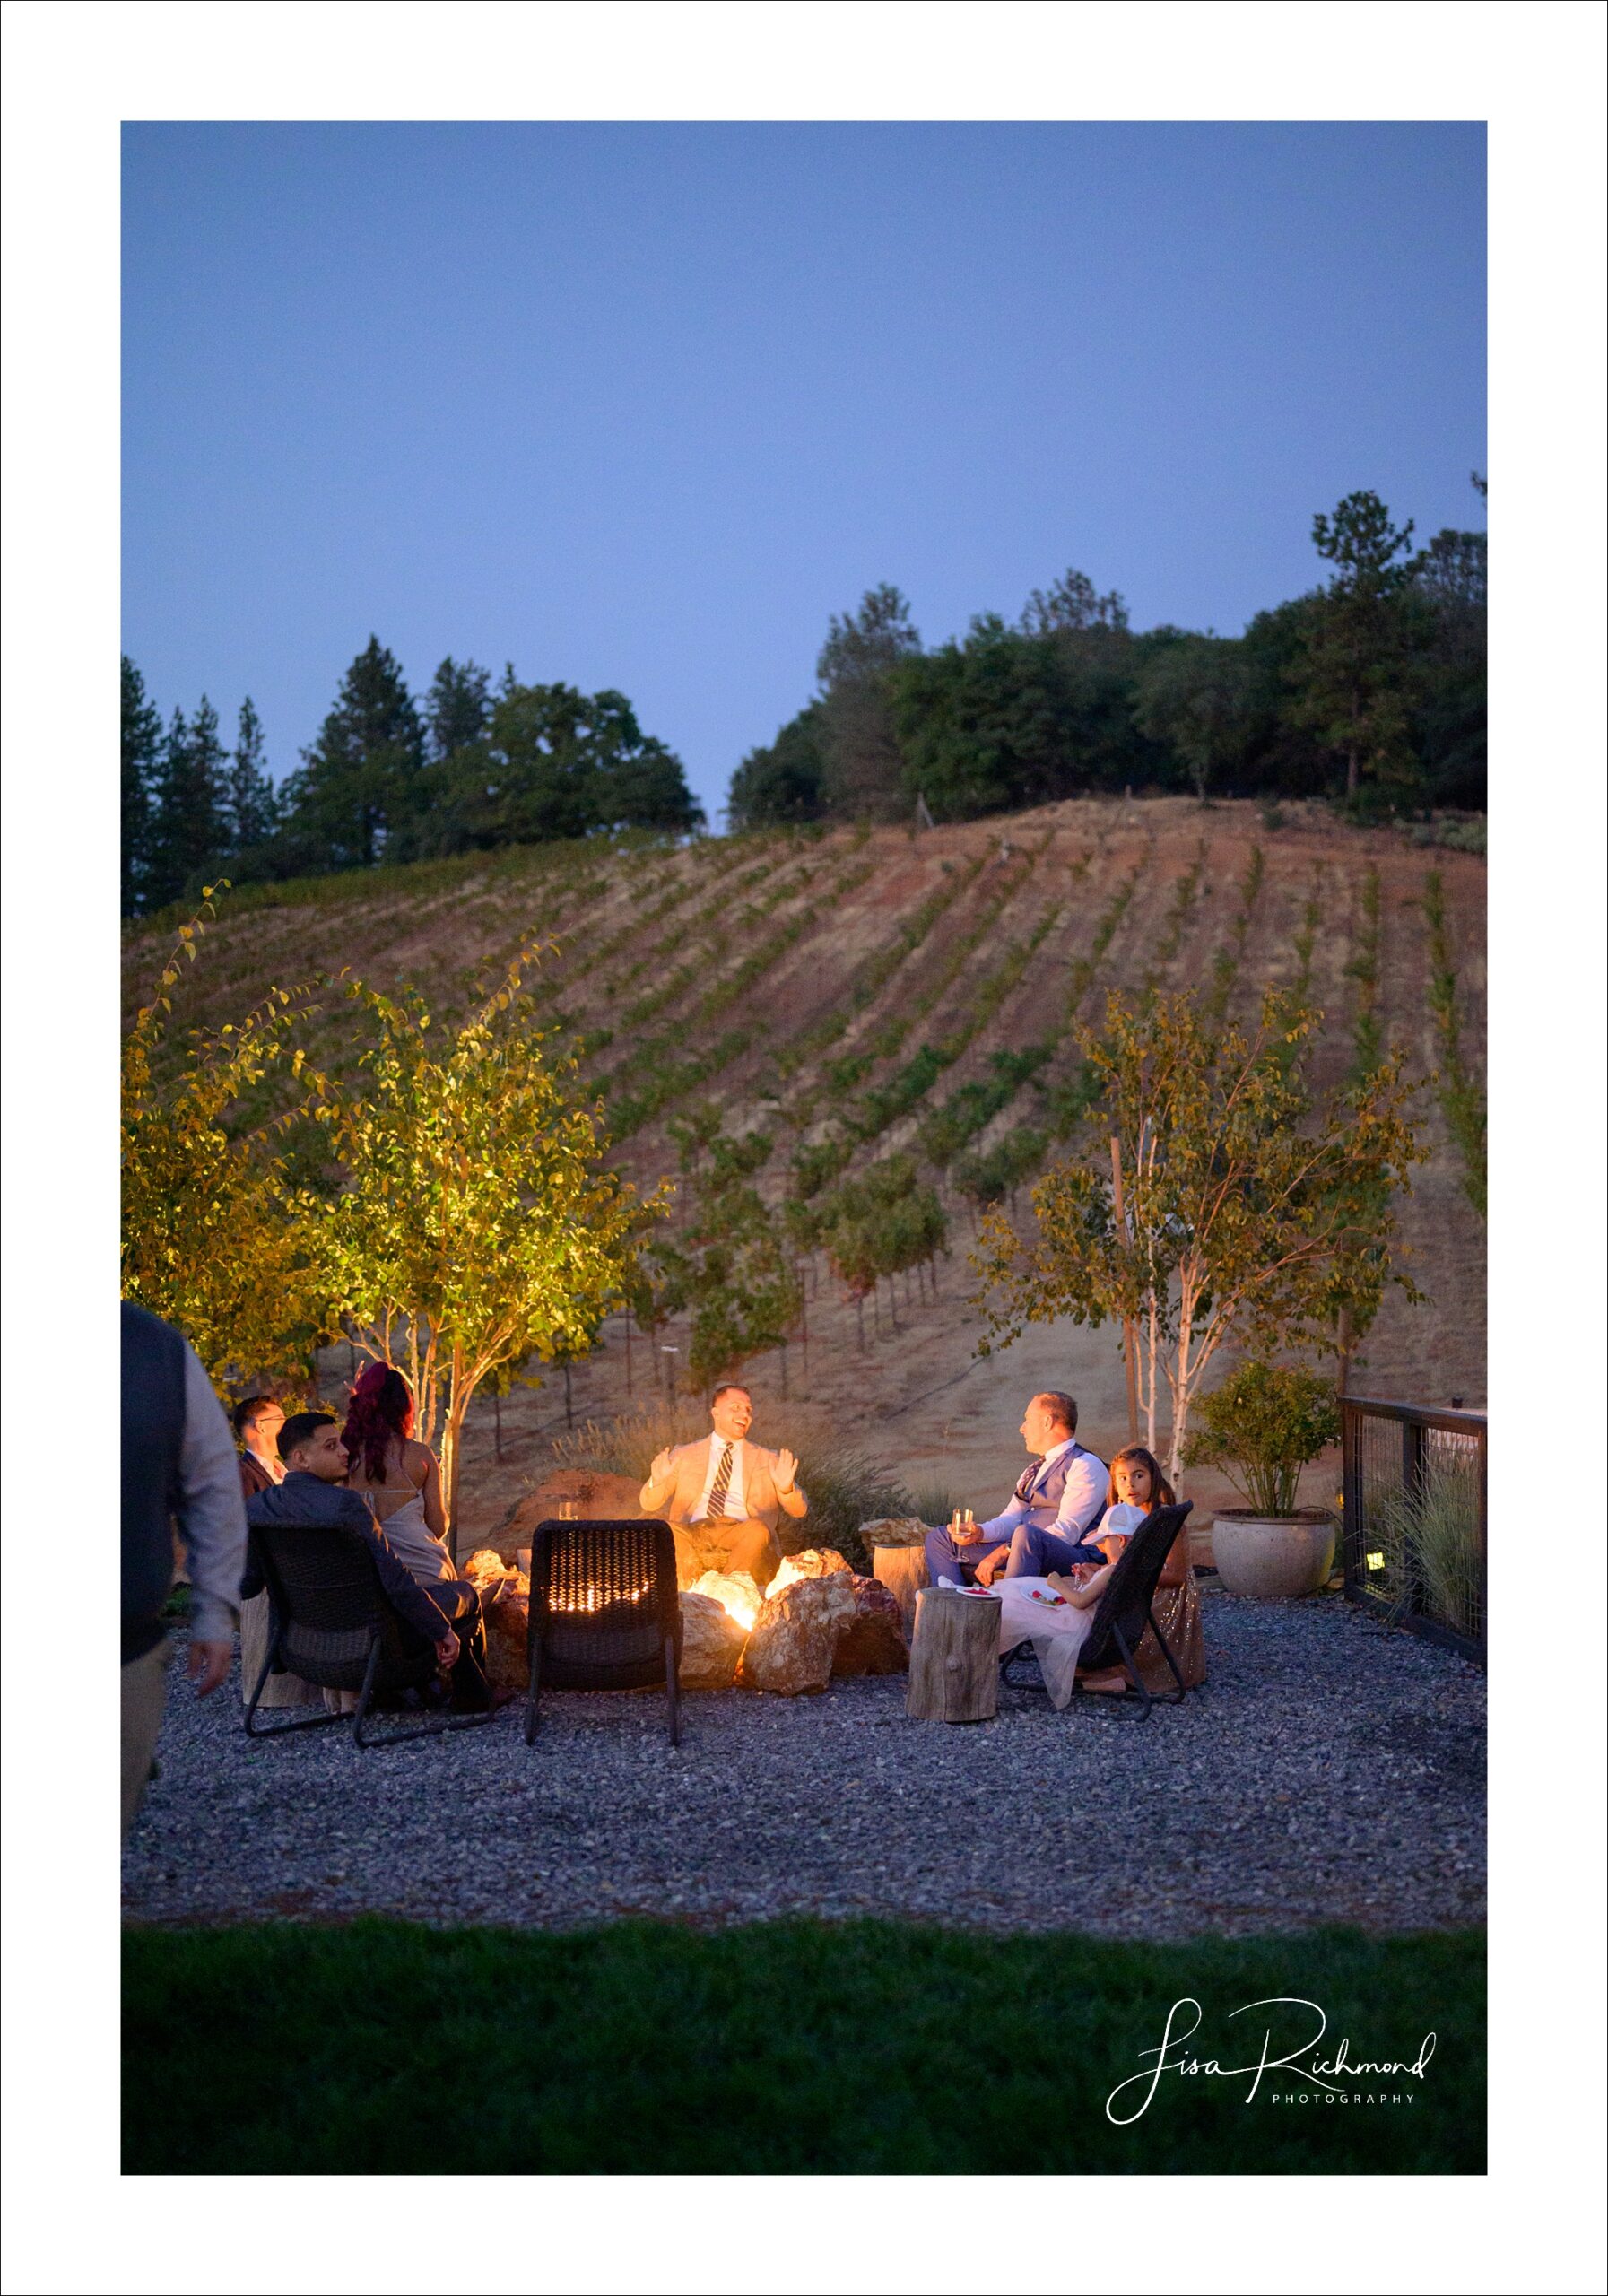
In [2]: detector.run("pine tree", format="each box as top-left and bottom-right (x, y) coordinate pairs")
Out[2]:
(225, 696), (279, 851)
(815, 583), (921, 821)
(424, 656), (492, 761)
(145, 701), (228, 909)
(284, 636), (422, 867)
(121, 655), (162, 916)
(1287, 491), (1422, 805)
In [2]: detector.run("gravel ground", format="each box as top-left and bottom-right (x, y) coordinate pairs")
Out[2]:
(123, 1588), (1485, 1937)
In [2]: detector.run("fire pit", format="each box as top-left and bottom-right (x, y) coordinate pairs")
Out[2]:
(524, 1518), (682, 1745)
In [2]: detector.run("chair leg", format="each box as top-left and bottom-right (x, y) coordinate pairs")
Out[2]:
(244, 1627), (345, 1739)
(665, 1635), (680, 1748)
(1144, 1604), (1189, 1705)
(524, 1632), (543, 1745)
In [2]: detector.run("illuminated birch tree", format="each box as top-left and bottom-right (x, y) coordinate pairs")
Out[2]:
(969, 987), (1426, 1483)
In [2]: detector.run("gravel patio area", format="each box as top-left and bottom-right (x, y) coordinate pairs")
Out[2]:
(122, 1587), (1485, 1937)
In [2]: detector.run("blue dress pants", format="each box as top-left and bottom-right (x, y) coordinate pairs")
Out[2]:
(924, 1519), (1105, 1587)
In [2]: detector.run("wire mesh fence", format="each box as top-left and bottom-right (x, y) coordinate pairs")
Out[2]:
(1342, 1398), (1486, 1663)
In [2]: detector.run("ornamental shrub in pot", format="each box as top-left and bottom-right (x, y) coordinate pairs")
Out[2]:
(1185, 1362), (1342, 1596)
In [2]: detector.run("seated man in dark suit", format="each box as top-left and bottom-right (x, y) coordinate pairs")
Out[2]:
(241, 1410), (490, 1709)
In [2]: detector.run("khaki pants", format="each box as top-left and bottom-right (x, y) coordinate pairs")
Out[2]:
(121, 1639), (170, 1839)
(673, 1517), (778, 1592)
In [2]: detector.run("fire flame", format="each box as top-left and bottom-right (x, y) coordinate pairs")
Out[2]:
(691, 1569), (764, 1631)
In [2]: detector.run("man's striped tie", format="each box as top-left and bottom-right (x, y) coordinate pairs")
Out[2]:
(708, 1440), (734, 1518)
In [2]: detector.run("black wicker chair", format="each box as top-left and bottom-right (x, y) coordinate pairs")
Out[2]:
(524, 1518), (682, 1747)
(243, 1518), (497, 1751)
(1000, 1500), (1193, 1718)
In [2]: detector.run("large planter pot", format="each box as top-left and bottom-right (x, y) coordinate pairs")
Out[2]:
(1211, 1509), (1336, 1598)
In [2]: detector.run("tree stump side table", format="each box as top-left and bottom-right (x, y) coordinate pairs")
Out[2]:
(873, 1544), (930, 1639)
(906, 1586), (1001, 1722)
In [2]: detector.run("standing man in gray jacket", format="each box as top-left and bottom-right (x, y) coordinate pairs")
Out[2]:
(121, 1300), (248, 1836)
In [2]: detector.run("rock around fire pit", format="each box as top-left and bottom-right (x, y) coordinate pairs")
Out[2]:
(461, 1543), (907, 1700)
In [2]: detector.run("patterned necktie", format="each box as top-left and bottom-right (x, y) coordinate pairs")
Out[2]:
(1015, 1460), (1042, 1504)
(708, 1439), (734, 1519)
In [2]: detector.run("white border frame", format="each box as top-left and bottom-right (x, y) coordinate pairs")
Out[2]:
(3, 5), (1604, 2293)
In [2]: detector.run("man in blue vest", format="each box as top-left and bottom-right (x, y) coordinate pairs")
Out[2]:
(924, 1391), (1108, 1588)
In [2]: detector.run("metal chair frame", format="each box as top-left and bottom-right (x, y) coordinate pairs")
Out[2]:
(999, 1500), (1194, 1721)
(242, 1517), (497, 1751)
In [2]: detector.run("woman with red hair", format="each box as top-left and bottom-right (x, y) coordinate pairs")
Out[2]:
(342, 1364), (456, 1590)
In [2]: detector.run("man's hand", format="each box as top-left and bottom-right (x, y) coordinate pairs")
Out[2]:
(648, 1448), (674, 1485)
(434, 1630), (461, 1672)
(975, 1548), (1010, 1587)
(187, 1639), (232, 1698)
(774, 1448), (798, 1494)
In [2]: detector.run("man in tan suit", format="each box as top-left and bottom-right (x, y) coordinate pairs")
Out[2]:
(639, 1383), (808, 1590)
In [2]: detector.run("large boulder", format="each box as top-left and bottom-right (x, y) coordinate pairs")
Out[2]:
(677, 1591), (750, 1689)
(831, 1575), (908, 1677)
(858, 1515), (929, 1550)
(486, 1473), (648, 1561)
(767, 1546), (853, 1596)
(739, 1575), (856, 1696)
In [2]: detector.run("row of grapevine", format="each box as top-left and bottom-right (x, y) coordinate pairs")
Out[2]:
(1203, 842), (1266, 1023)
(1421, 869), (1487, 1220)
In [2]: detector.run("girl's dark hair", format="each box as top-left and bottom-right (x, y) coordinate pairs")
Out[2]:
(341, 1364), (414, 1484)
(1106, 1445), (1176, 1511)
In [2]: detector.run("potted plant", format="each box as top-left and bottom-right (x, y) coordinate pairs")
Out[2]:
(1185, 1361), (1342, 1596)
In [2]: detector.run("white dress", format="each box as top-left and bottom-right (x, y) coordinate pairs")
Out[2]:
(359, 1485), (455, 1588)
(994, 1578), (1095, 1709)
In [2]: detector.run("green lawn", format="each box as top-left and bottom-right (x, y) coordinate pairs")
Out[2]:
(123, 1918), (1482, 2175)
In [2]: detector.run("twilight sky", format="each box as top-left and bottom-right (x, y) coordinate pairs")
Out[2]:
(122, 120), (1486, 826)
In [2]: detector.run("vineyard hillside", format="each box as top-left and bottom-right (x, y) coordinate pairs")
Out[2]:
(122, 796), (1487, 1544)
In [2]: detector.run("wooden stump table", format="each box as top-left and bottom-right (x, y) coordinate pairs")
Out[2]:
(873, 1544), (930, 1639)
(906, 1586), (1000, 1723)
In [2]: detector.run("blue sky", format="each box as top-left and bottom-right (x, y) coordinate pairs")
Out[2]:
(122, 121), (1486, 826)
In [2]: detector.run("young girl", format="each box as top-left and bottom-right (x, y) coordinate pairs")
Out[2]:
(1067, 1442), (1204, 1693)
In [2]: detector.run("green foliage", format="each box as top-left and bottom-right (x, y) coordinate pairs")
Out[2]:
(283, 635), (423, 870)
(917, 1045), (1053, 1166)
(121, 655), (162, 918)
(408, 675), (704, 855)
(726, 701), (829, 830)
(1286, 491), (1422, 806)
(815, 583), (922, 821)
(224, 697), (279, 852)
(890, 606), (1160, 821)
(1132, 633), (1254, 804)
(1344, 865), (1385, 1082)
(1368, 1459), (1484, 1639)
(971, 986), (1427, 1479)
(1421, 870), (1486, 1219)
(952, 1124), (1050, 1210)
(645, 1115), (801, 1389)
(123, 1920), (1486, 2176)
(144, 698), (230, 909)
(807, 1154), (946, 1311)
(120, 896), (330, 1396)
(1184, 1360), (1342, 1516)
(726, 489), (1484, 827)
(319, 944), (656, 1530)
